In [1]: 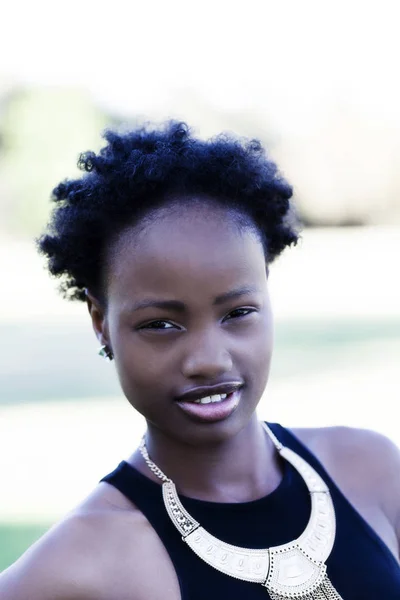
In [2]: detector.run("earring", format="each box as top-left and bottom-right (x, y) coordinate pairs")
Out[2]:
(98, 345), (114, 361)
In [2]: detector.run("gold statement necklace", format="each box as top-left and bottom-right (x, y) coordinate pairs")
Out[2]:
(139, 423), (344, 599)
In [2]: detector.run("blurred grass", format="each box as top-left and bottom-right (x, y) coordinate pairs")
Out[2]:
(0, 524), (50, 572)
(272, 317), (400, 380)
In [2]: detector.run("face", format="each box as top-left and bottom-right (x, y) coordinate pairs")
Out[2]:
(90, 202), (273, 446)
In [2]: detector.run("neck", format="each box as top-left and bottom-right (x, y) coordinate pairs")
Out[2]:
(131, 417), (284, 503)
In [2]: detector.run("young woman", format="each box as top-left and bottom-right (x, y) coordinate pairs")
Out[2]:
(1, 122), (399, 599)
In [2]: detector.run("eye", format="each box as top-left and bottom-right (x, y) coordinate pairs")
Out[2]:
(138, 320), (178, 331)
(223, 307), (256, 322)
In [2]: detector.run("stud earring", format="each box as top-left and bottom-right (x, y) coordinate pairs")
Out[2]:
(98, 345), (114, 361)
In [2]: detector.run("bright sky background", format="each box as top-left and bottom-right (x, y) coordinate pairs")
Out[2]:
(2, 0), (400, 130)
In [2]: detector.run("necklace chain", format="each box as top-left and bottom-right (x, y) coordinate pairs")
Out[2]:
(139, 436), (171, 483)
(139, 422), (283, 484)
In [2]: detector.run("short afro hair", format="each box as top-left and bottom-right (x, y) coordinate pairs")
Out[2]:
(38, 120), (299, 301)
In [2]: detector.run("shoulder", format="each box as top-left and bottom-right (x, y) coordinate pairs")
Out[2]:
(292, 425), (400, 539)
(292, 425), (400, 464)
(292, 425), (400, 480)
(0, 483), (179, 600)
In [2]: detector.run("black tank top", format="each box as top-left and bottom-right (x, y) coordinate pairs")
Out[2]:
(101, 423), (400, 599)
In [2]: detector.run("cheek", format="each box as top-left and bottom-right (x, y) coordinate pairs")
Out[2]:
(112, 332), (176, 411)
(114, 356), (161, 418)
(115, 346), (158, 390)
(245, 311), (274, 387)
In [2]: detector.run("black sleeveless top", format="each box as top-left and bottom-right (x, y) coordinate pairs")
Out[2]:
(101, 423), (400, 599)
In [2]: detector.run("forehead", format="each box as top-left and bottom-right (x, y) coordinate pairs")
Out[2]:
(106, 203), (267, 303)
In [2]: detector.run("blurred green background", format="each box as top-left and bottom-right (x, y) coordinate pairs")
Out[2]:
(1, 0), (399, 573)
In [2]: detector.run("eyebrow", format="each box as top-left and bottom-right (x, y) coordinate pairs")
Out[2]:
(213, 285), (260, 306)
(129, 286), (260, 313)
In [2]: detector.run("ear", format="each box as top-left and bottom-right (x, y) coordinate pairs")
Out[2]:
(86, 290), (110, 348)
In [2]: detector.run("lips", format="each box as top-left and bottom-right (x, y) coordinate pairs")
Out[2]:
(175, 383), (243, 423)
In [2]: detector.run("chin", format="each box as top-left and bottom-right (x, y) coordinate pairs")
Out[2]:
(157, 404), (259, 447)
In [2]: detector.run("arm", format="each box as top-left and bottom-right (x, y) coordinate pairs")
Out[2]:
(0, 504), (181, 600)
(0, 565), (81, 600)
(331, 427), (400, 553)
(382, 436), (400, 550)
(349, 428), (400, 550)
(0, 516), (97, 600)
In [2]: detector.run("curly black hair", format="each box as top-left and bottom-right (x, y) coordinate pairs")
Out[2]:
(38, 121), (299, 302)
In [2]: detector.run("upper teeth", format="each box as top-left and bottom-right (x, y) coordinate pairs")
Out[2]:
(194, 393), (228, 404)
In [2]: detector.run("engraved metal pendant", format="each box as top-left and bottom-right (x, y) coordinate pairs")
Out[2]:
(142, 424), (344, 599)
(268, 572), (344, 599)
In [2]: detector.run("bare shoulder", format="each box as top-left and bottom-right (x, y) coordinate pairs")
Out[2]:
(292, 424), (399, 456)
(291, 425), (400, 539)
(0, 483), (180, 600)
(291, 425), (400, 484)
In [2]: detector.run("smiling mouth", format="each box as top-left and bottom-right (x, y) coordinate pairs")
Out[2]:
(175, 389), (242, 423)
(175, 381), (243, 403)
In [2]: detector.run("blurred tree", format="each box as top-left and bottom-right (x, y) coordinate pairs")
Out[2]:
(0, 87), (110, 237)
(273, 101), (400, 226)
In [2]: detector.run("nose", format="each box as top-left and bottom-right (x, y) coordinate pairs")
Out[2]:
(181, 329), (233, 380)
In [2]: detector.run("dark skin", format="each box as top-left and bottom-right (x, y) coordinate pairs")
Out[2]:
(0, 201), (399, 599)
